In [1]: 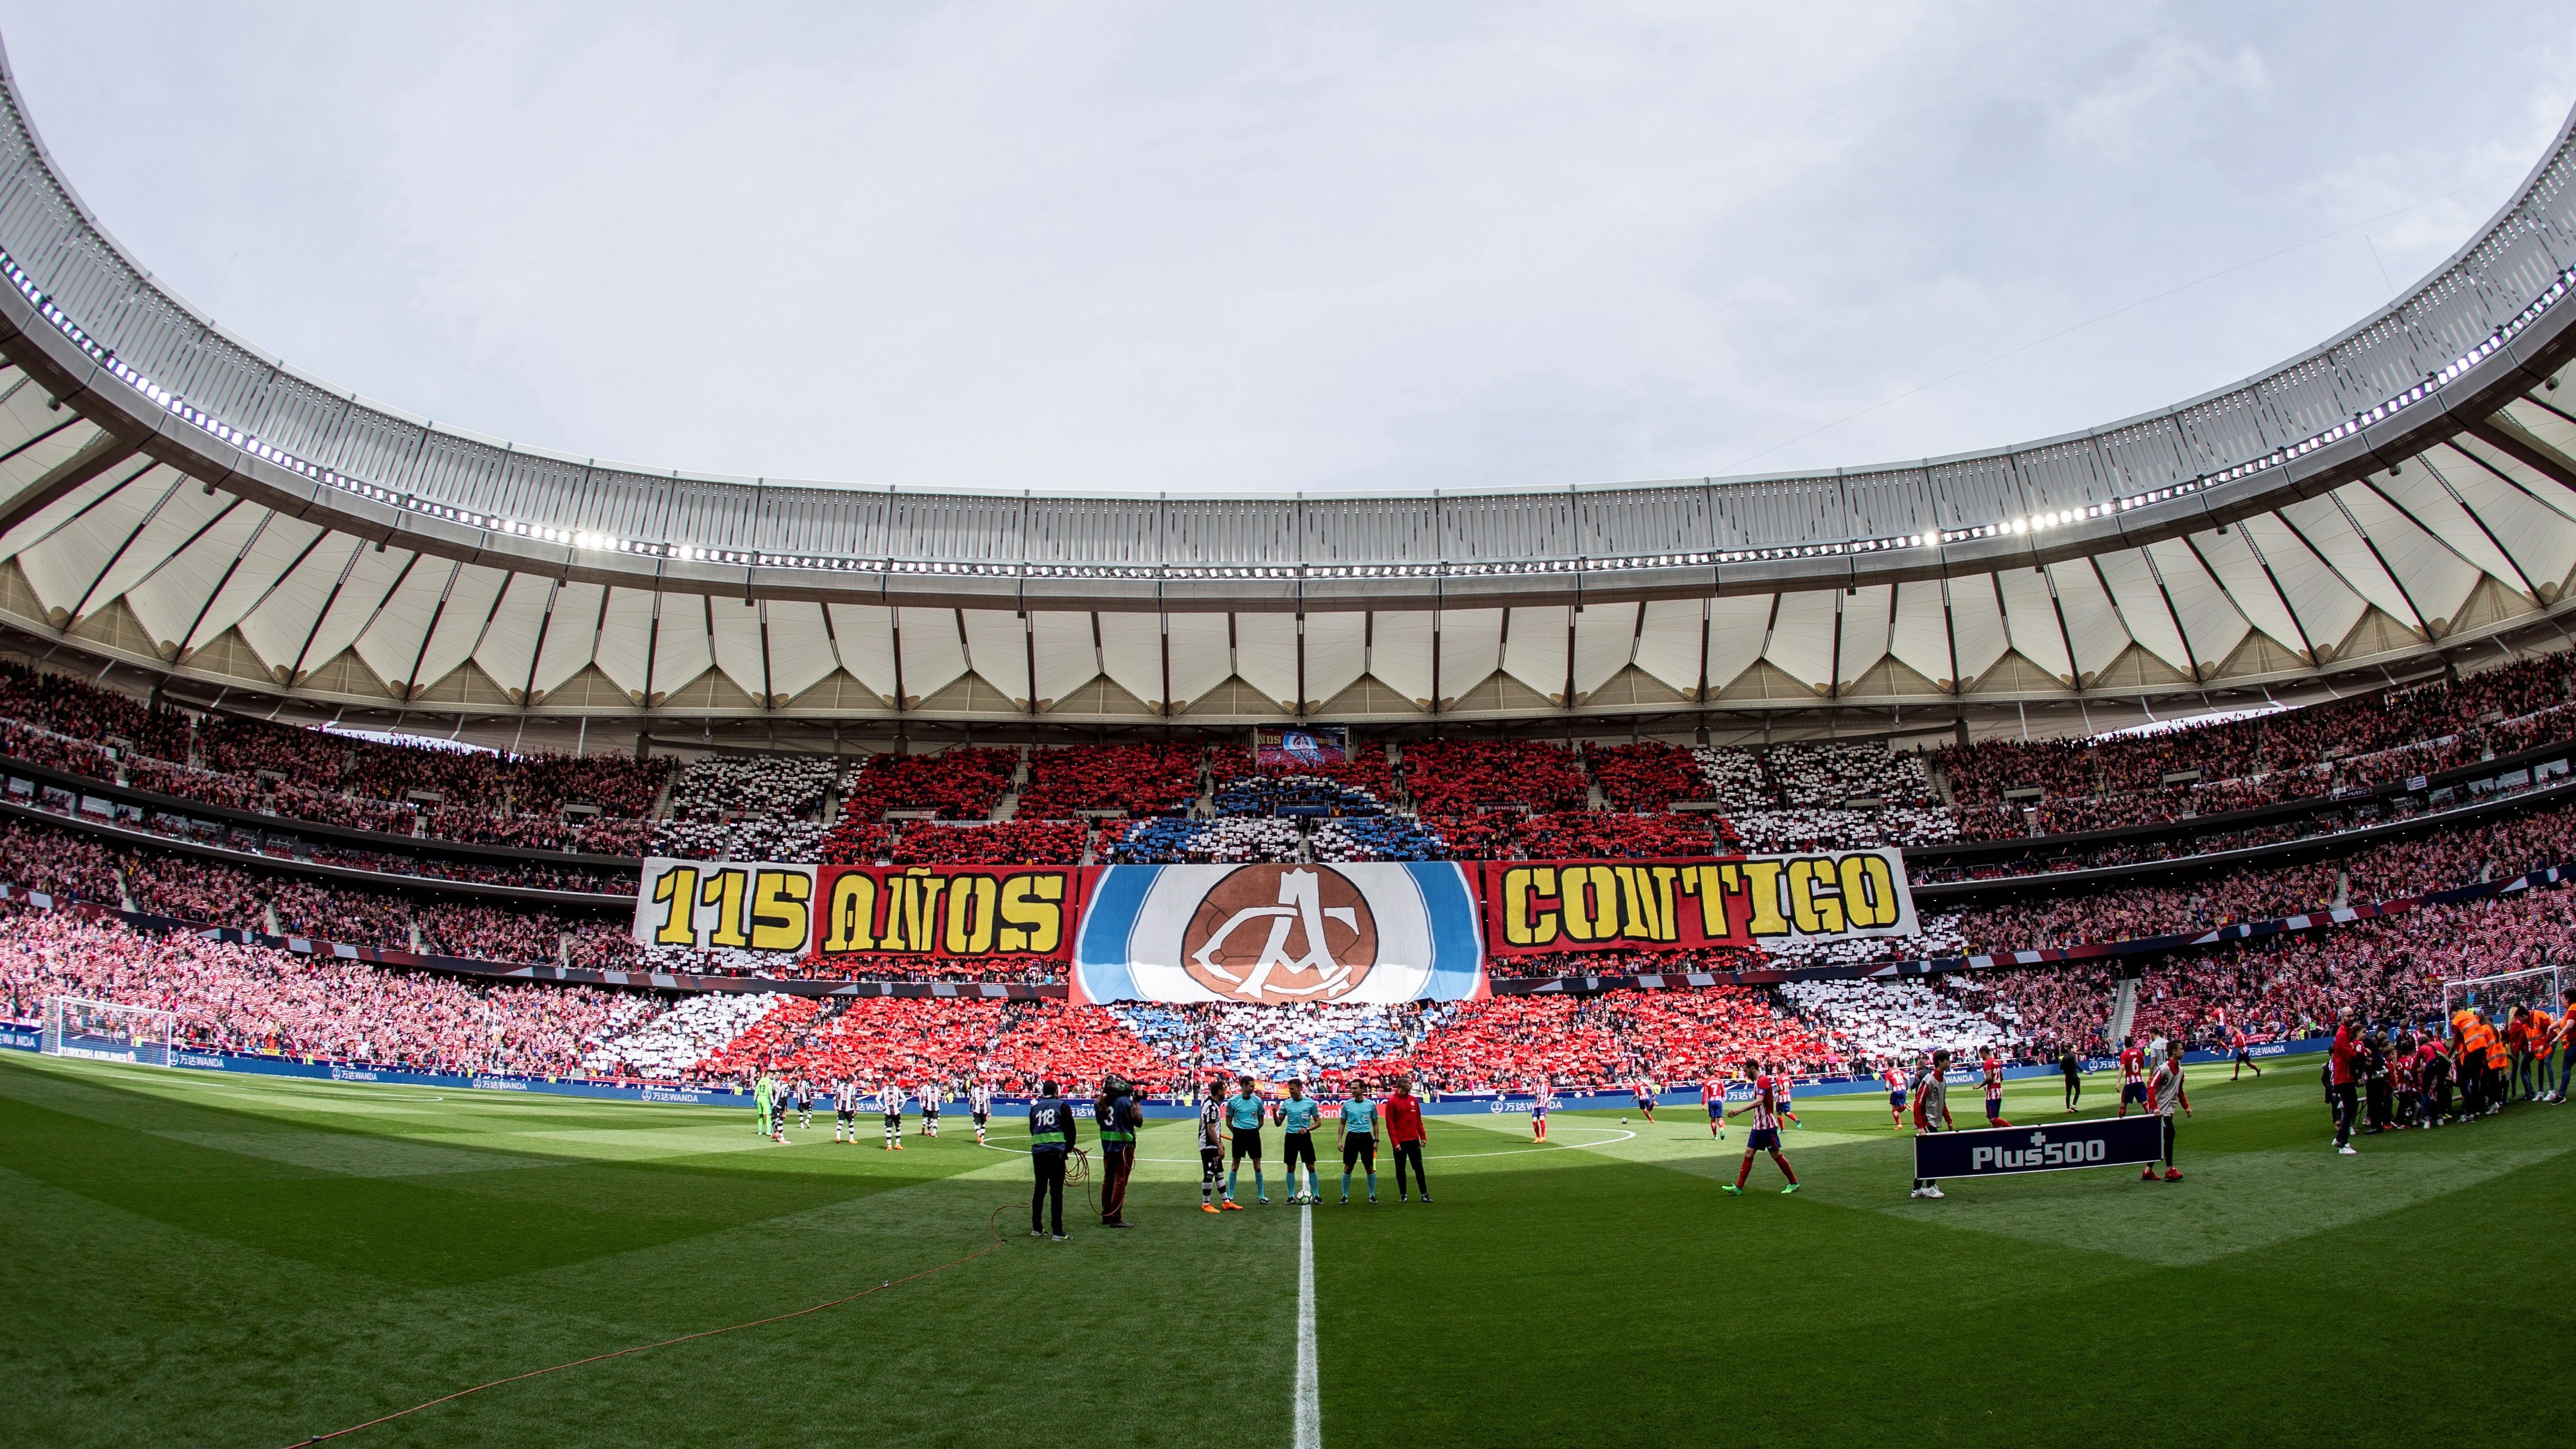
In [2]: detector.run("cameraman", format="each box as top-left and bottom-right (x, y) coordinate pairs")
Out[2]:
(1095, 1074), (1140, 1228)
(1029, 1079), (1078, 1240)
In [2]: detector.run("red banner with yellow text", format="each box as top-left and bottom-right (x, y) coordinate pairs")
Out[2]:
(1478, 851), (1917, 957)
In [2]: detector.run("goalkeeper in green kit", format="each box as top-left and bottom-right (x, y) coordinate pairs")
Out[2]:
(753, 1073), (775, 1138)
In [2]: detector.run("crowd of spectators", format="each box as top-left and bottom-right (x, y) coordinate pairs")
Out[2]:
(1935, 653), (2576, 823)
(1691, 746), (1775, 810)
(1727, 807), (1958, 852)
(415, 902), (566, 964)
(1108, 1001), (1423, 1083)
(1512, 810), (1721, 860)
(1400, 740), (1587, 815)
(1015, 742), (1201, 819)
(665, 756), (843, 823)
(1310, 817), (1448, 862)
(0, 660), (189, 760)
(890, 819), (1090, 867)
(1778, 978), (2025, 1063)
(1768, 742), (1935, 807)
(269, 878), (414, 947)
(0, 913), (649, 1075)
(0, 819), (123, 902)
(1209, 746), (1395, 813)
(650, 817), (830, 863)
(835, 748), (1015, 821)
(582, 991), (789, 1079)
(1586, 741), (1701, 811)
(1099, 817), (1302, 864)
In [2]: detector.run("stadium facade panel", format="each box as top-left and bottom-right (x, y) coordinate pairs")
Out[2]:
(2, 34), (2575, 736)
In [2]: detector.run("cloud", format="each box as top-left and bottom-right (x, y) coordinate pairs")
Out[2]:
(2047, 35), (2269, 163)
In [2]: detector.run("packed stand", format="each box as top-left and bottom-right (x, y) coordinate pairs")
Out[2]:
(1728, 806), (1958, 853)
(1100, 817), (1302, 864)
(891, 819), (1090, 867)
(651, 817), (830, 863)
(835, 747), (1015, 821)
(1584, 741), (1702, 811)
(1767, 743), (1936, 807)
(1510, 810), (1721, 860)
(665, 754), (843, 824)
(1310, 817), (1448, 862)
(1692, 746), (1779, 811)
(0, 913), (653, 1075)
(1778, 978), (2026, 1064)
(0, 818), (124, 903)
(1400, 740), (1587, 815)
(582, 990), (790, 1080)
(1109, 1001), (1420, 1082)
(1015, 742), (1201, 819)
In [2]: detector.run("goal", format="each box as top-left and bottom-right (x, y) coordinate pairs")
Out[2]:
(2440, 963), (2568, 1025)
(42, 996), (176, 1068)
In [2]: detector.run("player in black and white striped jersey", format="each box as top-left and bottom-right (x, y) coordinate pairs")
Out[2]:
(832, 1078), (860, 1144)
(919, 1082), (942, 1139)
(969, 1081), (994, 1144)
(876, 1082), (907, 1150)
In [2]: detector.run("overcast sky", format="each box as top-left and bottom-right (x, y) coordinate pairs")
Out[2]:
(1, 3), (2566, 498)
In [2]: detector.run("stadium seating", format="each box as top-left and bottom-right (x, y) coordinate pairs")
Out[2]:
(1109, 1001), (1421, 1083)
(665, 756), (843, 822)
(1690, 746), (1777, 810)
(1100, 817), (1302, 863)
(1584, 741), (1701, 811)
(1400, 740), (1587, 815)
(1309, 816), (1448, 862)
(1015, 742), (1201, 819)
(0, 913), (649, 1075)
(891, 819), (1090, 866)
(834, 747), (1015, 821)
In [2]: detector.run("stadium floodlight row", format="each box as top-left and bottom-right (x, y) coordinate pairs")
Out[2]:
(2, 32), (2576, 750)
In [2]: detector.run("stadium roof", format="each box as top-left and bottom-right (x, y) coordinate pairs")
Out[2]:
(3, 35), (2576, 738)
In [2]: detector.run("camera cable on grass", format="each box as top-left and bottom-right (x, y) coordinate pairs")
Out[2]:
(279, 1202), (1018, 1447)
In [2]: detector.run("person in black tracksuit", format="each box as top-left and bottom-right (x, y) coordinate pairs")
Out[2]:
(1029, 1081), (1077, 1240)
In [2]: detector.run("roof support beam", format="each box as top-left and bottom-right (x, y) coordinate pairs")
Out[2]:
(2468, 412), (2576, 496)
(0, 427), (134, 539)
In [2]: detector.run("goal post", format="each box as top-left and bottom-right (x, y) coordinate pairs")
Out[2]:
(2440, 964), (2568, 1024)
(42, 996), (176, 1068)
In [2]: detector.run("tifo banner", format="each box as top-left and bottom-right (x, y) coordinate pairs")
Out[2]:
(1073, 862), (1484, 1005)
(812, 864), (1079, 963)
(1481, 850), (1916, 957)
(1912, 1117), (2163, 1182)
(633, 858), (818, 958)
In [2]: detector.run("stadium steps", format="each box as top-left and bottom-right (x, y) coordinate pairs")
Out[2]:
(2108, 977), (2138, 1044)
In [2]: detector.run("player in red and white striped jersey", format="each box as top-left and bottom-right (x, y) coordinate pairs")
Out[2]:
(1980, 1053), (2011, 1127)
(1719, 1060), (1799, 1197)
(1700, 1076), (1728, 1140)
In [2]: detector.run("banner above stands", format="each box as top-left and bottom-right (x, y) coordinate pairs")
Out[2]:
(631, 851), (1915, 989)
(1072, 862), (1484, 1005)
(632, 858), (1080, 966)
(1478, 850), (1919, 957)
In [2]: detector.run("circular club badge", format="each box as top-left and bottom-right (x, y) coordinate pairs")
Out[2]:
(1180, 864), (1379, 1003)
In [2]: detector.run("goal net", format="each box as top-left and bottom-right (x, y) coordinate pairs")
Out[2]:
(42, 996), (176, 1068)
(2440, 964), (2567, 1027)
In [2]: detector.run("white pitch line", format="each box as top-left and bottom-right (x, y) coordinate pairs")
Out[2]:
(1295, 1200), (1320, 1449)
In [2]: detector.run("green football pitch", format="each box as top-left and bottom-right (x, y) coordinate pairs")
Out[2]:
(4, 1050), (2571, 1449)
